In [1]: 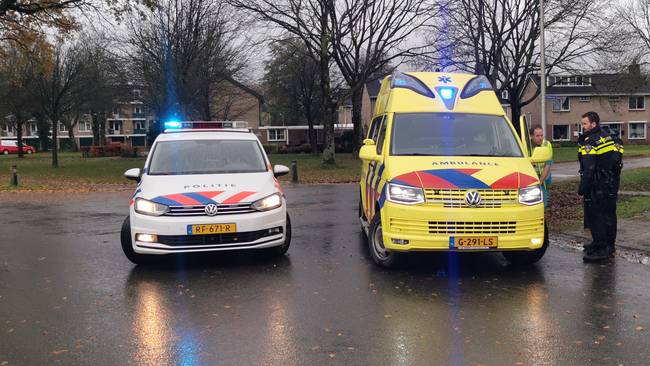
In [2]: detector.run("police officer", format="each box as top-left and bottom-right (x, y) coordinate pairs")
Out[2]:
(578, 111), (624, 262)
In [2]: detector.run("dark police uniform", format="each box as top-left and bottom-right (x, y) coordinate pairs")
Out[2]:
(578, 127), (624, 259)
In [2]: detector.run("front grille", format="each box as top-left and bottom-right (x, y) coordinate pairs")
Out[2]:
(424, 189), (518, 208)
(389, 218), (543, 235)
(157, 227), (283, 247)
(164, 203), (255, 216)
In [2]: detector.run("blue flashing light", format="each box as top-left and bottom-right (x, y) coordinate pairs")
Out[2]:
(434, 86), (458, 110)
(439, 87), (455, 100)
(164, 121), (182, 129)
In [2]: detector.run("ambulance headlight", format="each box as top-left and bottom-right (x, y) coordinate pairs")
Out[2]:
(252, 193), (282, 211)
(386, 183), (425, 205)
(134, 198), (169, 216)
(519, 186), (543, 205)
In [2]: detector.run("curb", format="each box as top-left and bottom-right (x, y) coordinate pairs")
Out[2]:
(551, 232), (650, 266)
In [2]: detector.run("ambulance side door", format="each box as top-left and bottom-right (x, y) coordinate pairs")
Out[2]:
(361, 115), (385, 219)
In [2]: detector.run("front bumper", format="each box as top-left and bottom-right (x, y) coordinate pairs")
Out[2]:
(380, 201), (545, 252)
(130, 205), (287, 254)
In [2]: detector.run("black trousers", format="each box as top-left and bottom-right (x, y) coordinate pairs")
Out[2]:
(585, 191), (618, 251)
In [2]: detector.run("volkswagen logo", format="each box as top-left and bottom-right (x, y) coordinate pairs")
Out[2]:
(465, 191), (482, 208)
(204, 203), (219, 216)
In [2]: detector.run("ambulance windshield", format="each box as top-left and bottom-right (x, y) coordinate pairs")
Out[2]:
(390, 113), (523, 157)
(148, 139), (267, 175)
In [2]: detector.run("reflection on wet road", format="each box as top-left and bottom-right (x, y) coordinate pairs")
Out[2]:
(1, 185), (649, 365)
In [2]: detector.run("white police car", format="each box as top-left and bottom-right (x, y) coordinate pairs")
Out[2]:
(120, 121), (291, 264)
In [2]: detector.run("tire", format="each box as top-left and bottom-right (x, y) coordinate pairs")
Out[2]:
(368, 211), (400, 268)
(503, 224), (549, 266)
(121, 216), (156, 265)
(266, 214), (291, 257)
(2, 150), (8, 155)
(27, 149), (32, 154)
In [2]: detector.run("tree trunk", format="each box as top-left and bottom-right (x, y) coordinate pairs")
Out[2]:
(304, 104), (318, 155)
(511, 100), (522, 138)
(99, 112), (107, 146)
(351, 86), (364, 151)
(36, 114), (49, 152)
(68, 127), (78, 152)
(51, 115), (59, 168)
(319, 5), (335, 165)
(16, 120), (24, 159)
(92, 113), (100, 145)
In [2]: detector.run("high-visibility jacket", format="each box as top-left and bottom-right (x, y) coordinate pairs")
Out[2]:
(533, 139), (553, 188)
(577, 127), (624, 196)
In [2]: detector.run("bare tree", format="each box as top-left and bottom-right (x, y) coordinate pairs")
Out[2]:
(264, 37), (322, 154)
(125, 0), (246, 131)
(229, 0), (340, 164)
(0, 37), (45, 158)
(35, 40), (85, 167)
(421, 0), (615, 134)
(329, 0), (435, 147)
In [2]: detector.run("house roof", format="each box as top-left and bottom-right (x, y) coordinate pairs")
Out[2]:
(529, 73), (650, 95)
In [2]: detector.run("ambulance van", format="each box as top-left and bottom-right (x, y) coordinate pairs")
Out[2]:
(359, 72), (551, 268)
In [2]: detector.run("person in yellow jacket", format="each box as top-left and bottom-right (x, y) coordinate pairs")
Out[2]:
(530, 125), (553, 208)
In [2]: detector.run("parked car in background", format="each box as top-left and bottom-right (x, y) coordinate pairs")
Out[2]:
(0, 140), (36, 155)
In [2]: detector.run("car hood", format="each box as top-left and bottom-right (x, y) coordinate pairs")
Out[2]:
(384, 156), (540, 189)
(133, 172), (279, 205)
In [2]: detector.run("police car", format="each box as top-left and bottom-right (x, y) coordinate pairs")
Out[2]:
(120, 121), (291, 264)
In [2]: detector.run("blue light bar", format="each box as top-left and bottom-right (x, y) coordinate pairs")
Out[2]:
(439, 87), (455, 100)
(164, 121), (182, 129)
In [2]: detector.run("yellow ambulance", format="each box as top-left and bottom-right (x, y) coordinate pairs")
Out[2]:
(359, 71), (551, 267)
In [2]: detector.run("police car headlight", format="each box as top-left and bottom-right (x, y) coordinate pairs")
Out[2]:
(519, 186), (543, 205)
(252, 193), (282, 211)
(134, 198), (169, 216)
(386, 183), (425, 205)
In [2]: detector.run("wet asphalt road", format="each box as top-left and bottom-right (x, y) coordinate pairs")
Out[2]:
(1, 184), (649, 366)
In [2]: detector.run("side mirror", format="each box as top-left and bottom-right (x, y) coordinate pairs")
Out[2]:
(530, 146), (552, 164)
(363, 138), (375, 146)
(359, 144), (381, 162)
(124, 168), (142, 182)
(273, 164), (290, 177)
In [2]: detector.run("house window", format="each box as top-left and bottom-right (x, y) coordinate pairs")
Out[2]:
(608, 95), (620, 102)
(134, 121), (145, 130)
(552, 125), (570, 141)
(59, 123), (67, 132)
(133, 90), (141, 99)
(601, 122), (623, 138)
(552, 97), (570, 111)
(134, 106), (143, 114)
(3, 124), (14, 134)
(629, 96), (645, 110)
(629, 122), (647, 140)
(79, 122), (91, 132)
(30, 124), (37, 135)
(579, 96), (590, 102)
(110, 121), (122, 134)
(267, 128), (286, 142)
(112, 107), (119, 115)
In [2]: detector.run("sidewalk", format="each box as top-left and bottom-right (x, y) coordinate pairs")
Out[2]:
(553, 156), (650, 181)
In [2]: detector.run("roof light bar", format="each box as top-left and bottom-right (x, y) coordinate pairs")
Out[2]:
(390, 71), (435, 98)
(460, 75), (493, 99)
(163, 120), (249, 132)
(434, 86), (458, 110)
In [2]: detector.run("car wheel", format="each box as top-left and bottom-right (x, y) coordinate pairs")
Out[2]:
(27, 149), (32, 154)
(368, 211), (400, 268)
(267, 214), (291, 257)
(2, 150), (8, 155)
(121, 216), (156, 265)
(502, 224), (549, 266)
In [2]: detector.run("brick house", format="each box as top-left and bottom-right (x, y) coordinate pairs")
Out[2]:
(521, 67), (650, 143)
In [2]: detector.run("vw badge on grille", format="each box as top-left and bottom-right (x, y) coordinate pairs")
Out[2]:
(465, 191), (481, 207)
(204, 203), (219, 216)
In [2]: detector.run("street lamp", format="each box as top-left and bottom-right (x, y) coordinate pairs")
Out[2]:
(539, 0), (546, 138)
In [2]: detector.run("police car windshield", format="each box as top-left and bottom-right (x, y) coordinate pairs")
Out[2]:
(391, 113), (523, 157)
(148, 140), (267, 175)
